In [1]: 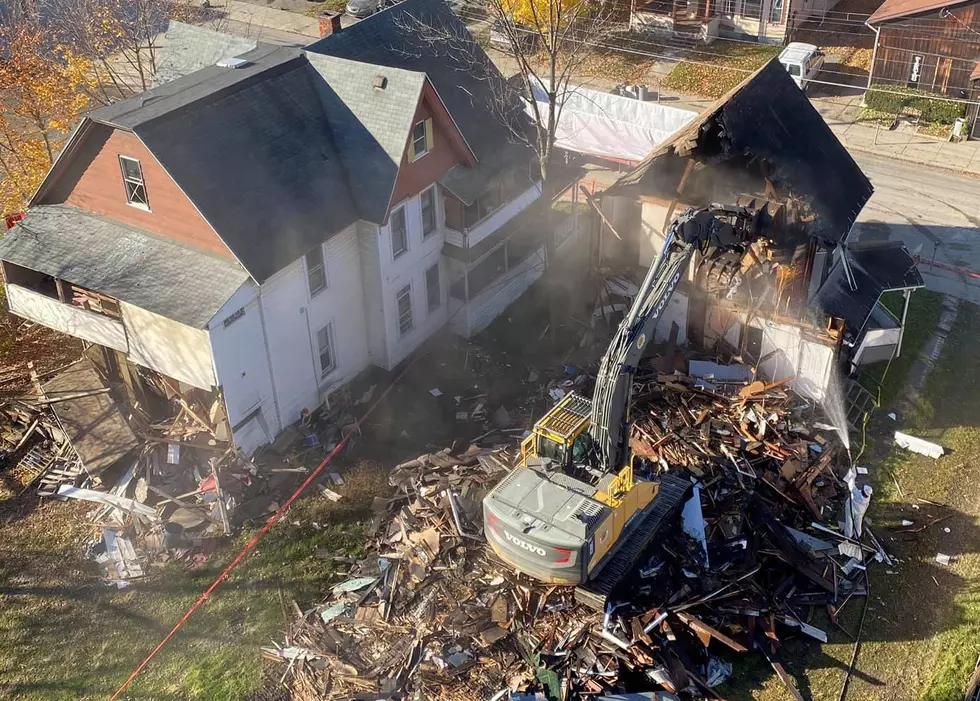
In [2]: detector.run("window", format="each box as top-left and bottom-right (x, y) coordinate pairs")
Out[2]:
(425, 263), (441, 313)
(316, 323), (336, 377)
(408, 118), (433, 161)
(396, 285), (413, 336)
(769, 0), (783, 22)
(119, 156), (149, 209)
(740, 0), (762, 18)
(305, 245), (326, 296)
(391, 207), (408, 259)
(421, 187), (436, 236)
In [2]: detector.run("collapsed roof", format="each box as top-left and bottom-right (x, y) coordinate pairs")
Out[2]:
(606, 60), (874, 247)
(814, 241), (925, 346)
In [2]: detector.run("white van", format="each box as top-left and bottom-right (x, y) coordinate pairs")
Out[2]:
(778, 42), (825, 92)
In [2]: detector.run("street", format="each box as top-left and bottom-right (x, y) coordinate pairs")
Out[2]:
(851, 153), (980, 303)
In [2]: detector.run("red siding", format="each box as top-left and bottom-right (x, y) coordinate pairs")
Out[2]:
(40, 125), (234, 259)
(388, 82), (475, 213)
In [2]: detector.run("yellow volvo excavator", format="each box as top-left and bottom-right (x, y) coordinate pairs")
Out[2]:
(482, 203), (775, 608)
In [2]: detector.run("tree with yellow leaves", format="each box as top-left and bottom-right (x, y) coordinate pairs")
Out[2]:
(0, 23), (94, 216)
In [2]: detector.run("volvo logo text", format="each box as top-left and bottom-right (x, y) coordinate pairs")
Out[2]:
(503, 530), (547, 557)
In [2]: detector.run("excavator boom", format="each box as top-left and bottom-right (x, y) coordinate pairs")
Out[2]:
(483, 203), (770, 601)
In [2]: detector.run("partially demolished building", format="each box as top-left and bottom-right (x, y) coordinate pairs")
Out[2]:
(597, 61), (924, 405)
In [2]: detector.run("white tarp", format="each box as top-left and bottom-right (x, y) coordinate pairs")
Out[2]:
(531, 81), (697, 162)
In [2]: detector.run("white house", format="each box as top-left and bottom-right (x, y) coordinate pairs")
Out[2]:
(0, 0), (575, 455)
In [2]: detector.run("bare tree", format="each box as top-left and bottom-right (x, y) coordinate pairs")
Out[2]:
(393, 1), (616, 342)
(397, 0), (616, 188)
(46, 0), (220, 103)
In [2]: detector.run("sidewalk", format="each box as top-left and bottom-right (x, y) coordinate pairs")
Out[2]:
(214, 0), (321, 38)
(812, 94), (980, 177)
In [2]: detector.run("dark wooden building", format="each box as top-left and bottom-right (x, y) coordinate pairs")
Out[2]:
(867, 0), (980, 135)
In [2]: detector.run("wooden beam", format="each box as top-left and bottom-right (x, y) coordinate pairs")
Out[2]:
(578, 185), (623, 241)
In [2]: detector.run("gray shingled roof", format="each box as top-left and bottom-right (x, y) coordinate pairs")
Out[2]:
(153, 21), (260, 87)
(306, 0), (530, 166)
(0, 205), (249, 328)
(89, 45), (360, 283)
(305, 53), (425, 223)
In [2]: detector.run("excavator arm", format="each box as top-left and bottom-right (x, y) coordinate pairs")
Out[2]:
(589, 204), (762, 472)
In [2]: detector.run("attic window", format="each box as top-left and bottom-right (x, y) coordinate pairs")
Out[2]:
(373, 75), (388, 90)
(409, 118), (433, 161)
(119, 156), (149, 210)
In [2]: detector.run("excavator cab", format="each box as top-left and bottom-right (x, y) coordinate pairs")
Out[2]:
(519, 393), (593, 470)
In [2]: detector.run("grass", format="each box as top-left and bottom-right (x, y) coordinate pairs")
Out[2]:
(661, 41), (781, 99)
(0, 462), (390, 700)
(859, 289), (945, 409)
(844, 300), (980, 701)
(304, 0), (347, 17)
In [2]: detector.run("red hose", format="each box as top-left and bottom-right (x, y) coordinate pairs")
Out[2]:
(108, 357), (420, 700)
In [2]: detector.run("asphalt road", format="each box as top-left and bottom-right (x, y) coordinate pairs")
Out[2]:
(850, 153), (980, 304)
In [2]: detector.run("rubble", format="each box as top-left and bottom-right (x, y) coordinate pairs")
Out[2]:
(0, 355), (358, 588)
(268, 359), (891, 700)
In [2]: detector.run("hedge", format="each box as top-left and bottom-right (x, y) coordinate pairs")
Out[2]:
(865, 84), (966, 124)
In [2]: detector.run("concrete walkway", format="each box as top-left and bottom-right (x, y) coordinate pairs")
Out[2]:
(812, 95), (980, 177)
(217, 0), (321, 37)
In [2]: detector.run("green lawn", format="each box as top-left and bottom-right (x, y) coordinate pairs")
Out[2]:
(859, 289), (945, 410)
(661, 42), (781, 99)
(0, 464), (389, 700)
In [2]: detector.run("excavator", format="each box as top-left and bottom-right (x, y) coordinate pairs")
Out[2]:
(483, 202), (777, 609)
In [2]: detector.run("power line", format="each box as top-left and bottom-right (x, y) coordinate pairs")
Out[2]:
(459, 11), (980, 105)
(459, 8), (980, 88)
(458, 8), (980, 99)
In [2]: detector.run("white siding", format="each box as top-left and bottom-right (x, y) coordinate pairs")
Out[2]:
(451, 247), (546, 338)
(207, 282), (280, 455)
(259, 223), (370, 427)
(755, 320), (834, 401)
(122, 302), (216, 390)
(378, 189), (448, 368)
(445, 228), (466, 247)
(465, 182), (542, 249)
(357, 220), (388, 369)
(6, 284), (128, 351)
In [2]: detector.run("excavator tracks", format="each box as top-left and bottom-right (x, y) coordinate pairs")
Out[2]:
(575, 473), (691, 611)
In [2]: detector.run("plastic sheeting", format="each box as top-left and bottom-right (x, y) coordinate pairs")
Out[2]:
(531, 81), (697, 162)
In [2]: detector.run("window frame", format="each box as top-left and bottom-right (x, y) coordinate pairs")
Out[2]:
(316, 322), (337, 378)
(305, 245), (327, 297)
(411, 120), (428, 160)
(420, 186), (437, 237)
(391, 206), (408, 260)
(769, 0), (784, 24)
(118, 156), (150, 210)
(396, 284), (413, 337)
(425, 262), (441, 314)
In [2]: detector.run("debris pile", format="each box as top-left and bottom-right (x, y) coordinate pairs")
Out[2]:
(269, 361), (890, 700)
(1, 356), (351, 588)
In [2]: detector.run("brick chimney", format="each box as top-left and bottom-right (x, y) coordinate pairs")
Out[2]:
(318, 11), (342, 38)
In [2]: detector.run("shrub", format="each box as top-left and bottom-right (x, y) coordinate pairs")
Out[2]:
(865, 84), (965, 124)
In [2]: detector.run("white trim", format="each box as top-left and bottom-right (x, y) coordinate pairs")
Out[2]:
(395, 282), (413, 337)
(315, 320), (338, 380)
(391, 204), (409, 260)
(420, 184), (438, 238)
(304, 244), (328, 298)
